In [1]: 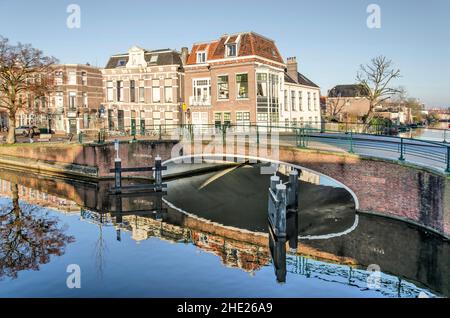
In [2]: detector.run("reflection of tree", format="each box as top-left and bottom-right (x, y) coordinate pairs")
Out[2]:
(0, 183), (75, 279)
(93, 223), (108, 279)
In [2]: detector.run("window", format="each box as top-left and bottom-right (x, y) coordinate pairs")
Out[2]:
(192, 78), (211, 105)
(257, 73), (267, 98)
(223, 112), (231, 127)
(299, 91), (303, 111)
(225, 43), (237, 57)
(117, 59), (126, 67)
(69, 92), (76, 109)
(217, 75), (229, 100)
(284, 90), (288, 111)
(139, 81), (145, 103)
(55, 91), (64, 108)
(196, 51), (206, 63)
(292, 118), (297, 127)
(107, 81), (113, 101)
(68, 71), (76, 85)
(164, 80), (173, 103)
(214, 113), (222, 128)
(55, 71), (63, 85)
(152, 79), (160, 103)
(130, 80), (136, 102)
(83, 92), (88, 107)
(117, 81), (124, 102)
(313, 92), (317, 111)
(257, 113), (268, 122)
(236, 74), (248, 99)
(291, 91), (296, 111)
(149, 55), (158, 64)
(236, 112), (250, 127)
(81, 71), (87, 85)
(307, 92), (311, 111)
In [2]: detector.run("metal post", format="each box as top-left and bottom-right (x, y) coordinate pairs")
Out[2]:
(446, 146), (450, 173)
(114, 139), (122, 192)
(349, 130), (354, 153)
(256, 125), (260, 145)
(399, 138), (405, 161)
(154, 155), (162, 190)
(114, 158), (122, 192)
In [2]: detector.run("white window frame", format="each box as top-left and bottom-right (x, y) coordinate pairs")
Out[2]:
(196, 51), (206, 64)
(235, 73), (249, 100)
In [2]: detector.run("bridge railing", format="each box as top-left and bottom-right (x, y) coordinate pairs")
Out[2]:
(75, 123), (450, 173)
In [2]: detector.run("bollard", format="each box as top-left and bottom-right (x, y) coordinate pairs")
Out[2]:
(287, 169), (299, 211)
(154, 155), (162, 190)
(274, 183), (287, 237)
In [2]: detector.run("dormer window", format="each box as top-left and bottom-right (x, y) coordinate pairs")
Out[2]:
(149, 55), (158, 64)
(196, 51), (206, 64)
(117, 59), (126, 67)
(226, 43), (237, 57)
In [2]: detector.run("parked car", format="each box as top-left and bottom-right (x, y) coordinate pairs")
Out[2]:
(15, 125), (39, 136)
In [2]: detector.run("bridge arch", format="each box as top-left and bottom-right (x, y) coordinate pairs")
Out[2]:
(163, 153), (361, 240)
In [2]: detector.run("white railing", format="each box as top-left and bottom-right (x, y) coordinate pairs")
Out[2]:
(189, 96), (211, 106)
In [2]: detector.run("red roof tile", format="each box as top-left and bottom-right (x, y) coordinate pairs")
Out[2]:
(186, 32), (284, 65)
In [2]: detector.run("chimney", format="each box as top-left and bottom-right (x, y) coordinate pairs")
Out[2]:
(181, 47), (189, 66)
(286, 57), (298, 82)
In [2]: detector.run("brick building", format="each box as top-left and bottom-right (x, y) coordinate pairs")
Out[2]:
(16, 64), (103, 134)
(184, 31), (321, 128)
(101, 46), (185, 133)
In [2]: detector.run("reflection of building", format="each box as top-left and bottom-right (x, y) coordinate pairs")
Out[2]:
(102, 46), (185, 133)
(0, 179), (80, 213)
(16, 64), (103, 134)
(278, 165), (320, 185)
(118, 214), (270, 272)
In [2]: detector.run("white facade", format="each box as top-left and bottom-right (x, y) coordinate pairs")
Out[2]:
(281, 82), (321, 129)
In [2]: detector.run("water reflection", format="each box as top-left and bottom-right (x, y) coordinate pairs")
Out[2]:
(0, 167), (448, 297)
(0, 183), (74, 280)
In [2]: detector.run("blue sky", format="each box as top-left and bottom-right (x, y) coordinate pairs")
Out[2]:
(0, 0), (449, 107)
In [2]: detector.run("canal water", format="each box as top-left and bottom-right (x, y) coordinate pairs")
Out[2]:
(0, 163), (448, 298)
(399, 122), (450, 142)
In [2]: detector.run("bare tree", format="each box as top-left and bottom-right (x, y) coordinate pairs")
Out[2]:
(357, 56), (401, 124)
(326, 98), (347, 121)
(0, 36), (57, 143)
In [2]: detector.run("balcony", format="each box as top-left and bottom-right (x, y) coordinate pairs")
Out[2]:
(189, 96), (211, 106)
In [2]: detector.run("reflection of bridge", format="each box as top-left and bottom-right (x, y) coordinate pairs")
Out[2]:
(0, 168), (447, 297)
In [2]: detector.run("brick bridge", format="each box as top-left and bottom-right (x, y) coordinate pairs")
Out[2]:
(0, 139), (448, 238)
